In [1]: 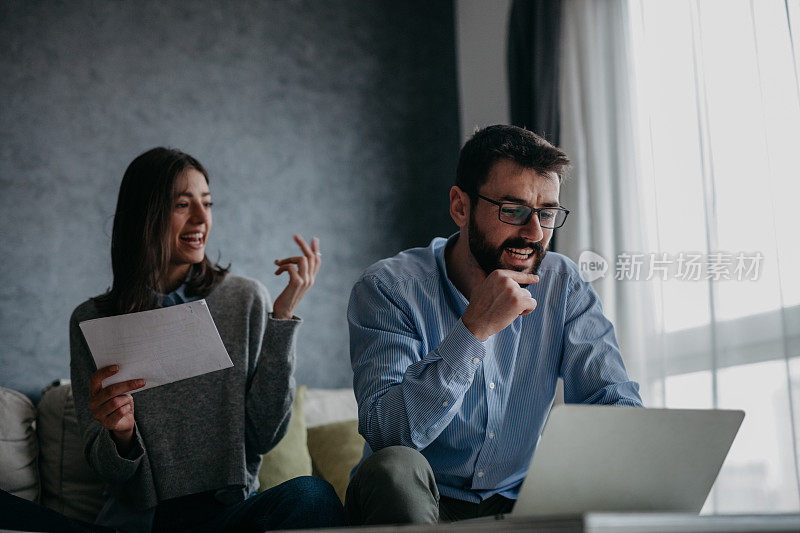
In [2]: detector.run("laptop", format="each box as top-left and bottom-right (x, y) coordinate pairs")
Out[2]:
(511, 405), (744, 516)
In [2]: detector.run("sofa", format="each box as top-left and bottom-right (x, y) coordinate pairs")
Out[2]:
(0, 381), (364, 524)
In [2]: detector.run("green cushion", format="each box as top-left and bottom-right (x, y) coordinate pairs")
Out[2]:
(257, 385), (312, 491)
(307, 419), (364, 503)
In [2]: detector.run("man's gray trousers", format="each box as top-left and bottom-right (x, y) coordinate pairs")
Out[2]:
(345, 446), (514, 525)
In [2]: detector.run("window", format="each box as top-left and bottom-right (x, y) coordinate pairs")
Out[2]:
(628, 0), (800, 513)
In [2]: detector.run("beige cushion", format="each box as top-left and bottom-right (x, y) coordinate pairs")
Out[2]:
(304, 388), (358, 428)
(307, 419), (364, 503)
(0, 386), (39, 502)
(257, 385), (313, 491)
(37, 380), (105, 522)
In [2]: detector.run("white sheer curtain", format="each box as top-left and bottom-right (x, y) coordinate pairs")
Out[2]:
(559, 0), (654, 392)
(559, 0), (800, 513)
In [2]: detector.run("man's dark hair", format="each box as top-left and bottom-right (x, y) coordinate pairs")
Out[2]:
(456, 125), (571, 198)
(94, 147), (228, 315)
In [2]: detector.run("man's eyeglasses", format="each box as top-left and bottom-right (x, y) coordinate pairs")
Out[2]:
(476, 194), (570, 229)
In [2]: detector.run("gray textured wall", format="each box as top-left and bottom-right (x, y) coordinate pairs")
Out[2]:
(0, 0), (460, 400)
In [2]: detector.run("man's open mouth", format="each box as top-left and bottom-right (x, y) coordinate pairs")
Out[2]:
(505, 247), (533, 259)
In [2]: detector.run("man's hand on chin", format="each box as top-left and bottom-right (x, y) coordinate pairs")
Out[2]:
(461, 269), (539, 341)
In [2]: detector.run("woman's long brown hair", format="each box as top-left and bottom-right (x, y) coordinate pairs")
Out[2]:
(94, 147), (228, 315)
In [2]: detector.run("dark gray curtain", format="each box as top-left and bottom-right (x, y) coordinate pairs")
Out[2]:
(507, 0), (563, 249)
(508, 0), (562, 144)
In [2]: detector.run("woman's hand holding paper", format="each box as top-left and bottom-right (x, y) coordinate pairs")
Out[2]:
(88, 365), (146, 455)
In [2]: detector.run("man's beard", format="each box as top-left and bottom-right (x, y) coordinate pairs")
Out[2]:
(468, 213), (547, 277)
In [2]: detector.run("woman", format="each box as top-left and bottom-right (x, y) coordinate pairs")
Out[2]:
(69, 148), (345, 532)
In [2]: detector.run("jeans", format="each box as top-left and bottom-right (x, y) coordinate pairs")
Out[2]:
(152, 476), (346, 532)
(0, 489), (113, 533)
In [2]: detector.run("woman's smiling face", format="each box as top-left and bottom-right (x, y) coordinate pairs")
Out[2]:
(168, 167), (212, 276)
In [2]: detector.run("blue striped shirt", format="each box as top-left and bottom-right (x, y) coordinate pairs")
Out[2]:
(348, 235), (642, 503)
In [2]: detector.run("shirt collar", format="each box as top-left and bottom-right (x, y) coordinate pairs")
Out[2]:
(157, 276), (191, 308)
(158, 285), (187, 308)
(173, 283), (189, 302)
(434, 232), (470, 314)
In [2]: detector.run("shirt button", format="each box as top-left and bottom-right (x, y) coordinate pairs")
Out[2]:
(473, 357), (480, 365)
(442, 401), (448, 407)
(488, 432), (495, 439)
(489, 382), (495, 390)
(477, 471), (484, 478)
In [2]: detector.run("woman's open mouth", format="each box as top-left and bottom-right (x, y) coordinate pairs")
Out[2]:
(179, 232), (205, 249)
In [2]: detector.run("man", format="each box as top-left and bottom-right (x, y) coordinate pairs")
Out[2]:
(346, 125), (643, 525)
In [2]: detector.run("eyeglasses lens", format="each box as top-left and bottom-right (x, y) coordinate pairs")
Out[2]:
(499, 205), (566, 228)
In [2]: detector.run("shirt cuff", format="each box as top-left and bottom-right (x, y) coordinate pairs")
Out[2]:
(435, 319), (487, 379)
(268, 312), (302, 322)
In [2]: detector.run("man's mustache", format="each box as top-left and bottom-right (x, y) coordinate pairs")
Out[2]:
(501, 238), (544, 253)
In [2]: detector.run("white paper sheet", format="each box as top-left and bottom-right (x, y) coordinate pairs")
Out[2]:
(79, 299), (233, 392)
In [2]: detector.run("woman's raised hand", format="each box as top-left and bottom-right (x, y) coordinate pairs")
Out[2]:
(88, 365), (145, 454)
(272, 235), (321, 320)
